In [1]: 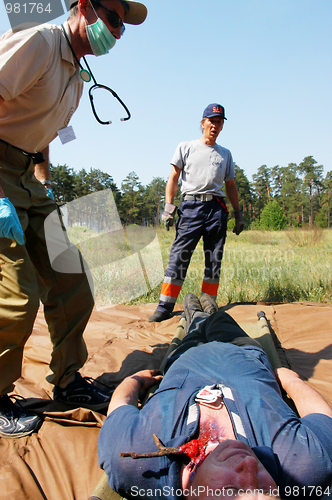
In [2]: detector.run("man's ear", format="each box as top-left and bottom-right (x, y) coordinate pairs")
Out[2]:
(78, 0), (90, 18)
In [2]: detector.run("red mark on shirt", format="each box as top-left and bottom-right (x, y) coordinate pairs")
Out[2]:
(179, 428), (212, 471)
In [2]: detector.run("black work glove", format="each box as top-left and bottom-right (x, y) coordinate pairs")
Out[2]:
(233, 210), (245, 235)
(162, 203), (177, 230)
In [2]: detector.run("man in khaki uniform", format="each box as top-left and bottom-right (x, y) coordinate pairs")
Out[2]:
(0, 0), (147, 437)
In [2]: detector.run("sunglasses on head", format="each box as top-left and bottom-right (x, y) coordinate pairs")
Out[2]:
(92, 0), (126, 34)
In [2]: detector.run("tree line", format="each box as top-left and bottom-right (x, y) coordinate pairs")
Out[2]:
(50, 155), (332, 229)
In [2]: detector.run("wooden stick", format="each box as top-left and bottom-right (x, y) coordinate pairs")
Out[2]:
(120, 434), (184, 459)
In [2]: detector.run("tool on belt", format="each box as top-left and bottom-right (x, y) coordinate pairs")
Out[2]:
(216, 197), (229, 213)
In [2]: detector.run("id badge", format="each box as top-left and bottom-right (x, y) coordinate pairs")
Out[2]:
(57, 126), (76, 145)
(195, 385), (222, 403)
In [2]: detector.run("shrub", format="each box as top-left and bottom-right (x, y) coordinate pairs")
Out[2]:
(260, 201), (287, 231)
(249, 220), (262, 230)
(315, 209), (328, 228)
(227, 218), (235, 231)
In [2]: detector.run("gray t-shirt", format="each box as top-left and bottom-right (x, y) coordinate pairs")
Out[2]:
(171, 139), (235, 197)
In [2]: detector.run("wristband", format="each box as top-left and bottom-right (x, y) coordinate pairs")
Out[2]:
(234, 210), (243, 219)
(41, 180), (52, 186)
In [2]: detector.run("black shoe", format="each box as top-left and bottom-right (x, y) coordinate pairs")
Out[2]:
(0, 395), (42, 438)
(183, 293), (203, 324)
(200, 294), (219, 315)
(53, 373), (113, 409)
(149, 310), (171, 322)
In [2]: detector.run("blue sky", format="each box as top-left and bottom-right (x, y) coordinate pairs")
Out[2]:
(1, 0), (331, 189)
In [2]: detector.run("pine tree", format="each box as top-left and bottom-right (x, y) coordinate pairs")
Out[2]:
(252, 165), (272, 218)
(234, 164), (253, 222)
(143, 177), (166, 226)
(120, 171), (145, 225)
(50, 164), (75, 202)
(299, 156), (324, 226)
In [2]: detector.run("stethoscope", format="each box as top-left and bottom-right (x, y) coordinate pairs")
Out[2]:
(61, 25), (131, 124)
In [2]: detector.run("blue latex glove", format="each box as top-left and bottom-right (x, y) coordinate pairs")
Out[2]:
(0, 197), (25, 245)
(46, 188), (55, 200)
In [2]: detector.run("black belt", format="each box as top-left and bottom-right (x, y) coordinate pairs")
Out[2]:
(22, 150), (45, 164)
(0, 138), (45, 164)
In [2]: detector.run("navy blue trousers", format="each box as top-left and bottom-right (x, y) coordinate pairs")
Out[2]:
(164, 310), (261, 373)
(158, 198), (228, 314)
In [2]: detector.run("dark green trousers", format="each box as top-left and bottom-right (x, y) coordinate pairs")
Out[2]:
(0, 140), (94, 394)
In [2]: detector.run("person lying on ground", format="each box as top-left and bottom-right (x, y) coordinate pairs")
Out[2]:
(98, 293), (332, 499)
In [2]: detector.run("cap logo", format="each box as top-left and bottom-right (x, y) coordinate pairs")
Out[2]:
(202, 103), (227, 120)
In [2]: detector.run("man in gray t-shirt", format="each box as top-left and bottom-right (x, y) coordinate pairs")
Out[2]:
(149, 103), (245, 322)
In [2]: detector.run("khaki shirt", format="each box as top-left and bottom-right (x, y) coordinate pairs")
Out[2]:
(0, 21), (83, 152)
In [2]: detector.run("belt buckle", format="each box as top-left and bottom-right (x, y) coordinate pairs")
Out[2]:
(202, 194), (212, 202)
(22, 150), (45, 164)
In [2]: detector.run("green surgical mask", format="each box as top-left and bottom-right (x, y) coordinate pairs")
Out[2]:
(85, 17), (116, 56)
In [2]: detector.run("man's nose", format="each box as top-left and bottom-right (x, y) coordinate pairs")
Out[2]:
(112, 26), (122, 39)
(234, 456), (259, 489)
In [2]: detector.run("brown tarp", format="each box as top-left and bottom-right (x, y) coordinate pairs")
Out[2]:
(1, 302), (332, 500)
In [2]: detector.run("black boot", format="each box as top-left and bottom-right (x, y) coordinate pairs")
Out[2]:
(148, 310), (171, 322)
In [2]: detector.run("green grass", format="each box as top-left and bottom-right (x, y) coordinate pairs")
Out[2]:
(129, 227), (332, 306)
(69, 225), (332, 307)
(68, 225), (164, 307)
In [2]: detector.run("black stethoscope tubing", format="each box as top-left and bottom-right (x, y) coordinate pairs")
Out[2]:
(61, 24), (131, 124)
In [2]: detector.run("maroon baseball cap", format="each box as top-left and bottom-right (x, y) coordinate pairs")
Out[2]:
(202, 103), (227, 120)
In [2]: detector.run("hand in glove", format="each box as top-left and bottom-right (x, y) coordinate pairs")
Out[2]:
(0, 198), (25, 245)
(46, 188), (55, 200)
(233, 210), (245, 235)
(162, 203), (177, 231)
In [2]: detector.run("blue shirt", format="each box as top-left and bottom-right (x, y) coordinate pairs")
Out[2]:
(98, 342), (332, 499)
